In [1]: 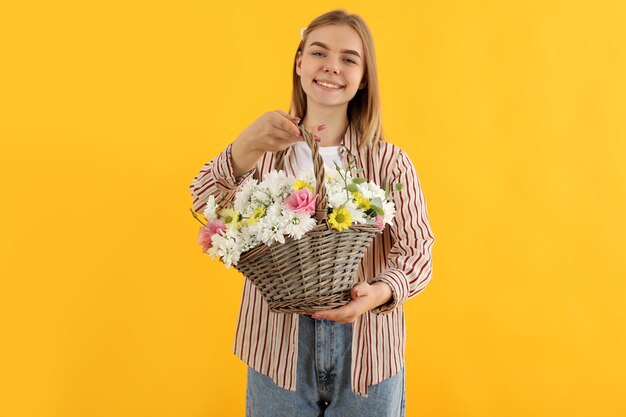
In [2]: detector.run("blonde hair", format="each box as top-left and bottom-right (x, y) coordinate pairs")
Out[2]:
(289, 9), (385, 149)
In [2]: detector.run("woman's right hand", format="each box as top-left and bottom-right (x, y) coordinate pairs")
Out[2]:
(236, 110), (325, 152)
(230, 110), (326, 177)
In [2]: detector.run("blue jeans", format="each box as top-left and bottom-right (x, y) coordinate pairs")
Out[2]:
(246, 314), (405, 417)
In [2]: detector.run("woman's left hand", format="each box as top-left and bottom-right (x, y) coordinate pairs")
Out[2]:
(308, 281), (392, 323)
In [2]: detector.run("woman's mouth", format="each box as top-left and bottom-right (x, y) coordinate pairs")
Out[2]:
(314, 79), (345, 91)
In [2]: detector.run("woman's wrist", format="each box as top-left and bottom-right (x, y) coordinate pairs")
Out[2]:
(231, 135), (263, 178)
(370, 281), (393, 308)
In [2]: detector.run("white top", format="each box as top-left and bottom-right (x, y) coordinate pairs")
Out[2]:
(292, 141), (346, 172)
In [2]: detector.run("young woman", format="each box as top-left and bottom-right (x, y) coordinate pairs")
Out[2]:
(190, 9), (435, 417)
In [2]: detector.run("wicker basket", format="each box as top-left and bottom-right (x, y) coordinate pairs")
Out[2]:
(233, 125), (383, 314)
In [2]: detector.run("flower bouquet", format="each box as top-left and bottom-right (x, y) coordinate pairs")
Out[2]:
(191, 128), (400, 313)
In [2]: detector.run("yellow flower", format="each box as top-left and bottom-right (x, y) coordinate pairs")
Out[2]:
(294, 179), (314, 193)
(247, 205), (266, 225)
(352, 192), (370, 210)
(220, 208), (243, 229)
(328, 207), (352, 231)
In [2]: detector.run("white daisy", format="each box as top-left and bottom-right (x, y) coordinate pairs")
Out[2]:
(252, 188), (273, 206)
(203, 195), (219, 220)
(343, 200), (367, 224)
(295, 167), (317, 187)
(382, 200), (396, 226)
(242, 200), (262, 218)
(265, 203), (283, 219)
(283, 210), (317, 240)
(237, 226), (261, 252)
(257, 213), (289, 246)
(357, 182), (386, 200)
(327, 184), (348, 208)
(259, 170), (293, 200)
(234, 178), (258, 213)
(208, 233), (242, 269)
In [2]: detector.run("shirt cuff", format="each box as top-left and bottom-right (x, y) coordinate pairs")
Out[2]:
(369, 270), (408, 316)
(213, 142), (256, 189)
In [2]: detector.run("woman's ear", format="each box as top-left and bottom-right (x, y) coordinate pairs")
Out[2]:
(296, 51), (302, 76)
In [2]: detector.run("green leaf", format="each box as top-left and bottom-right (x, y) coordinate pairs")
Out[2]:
(370, 205), (384, 215)
(395, 183), (404, 191)
(352, 177), (367, 184)
(364, 208), (377, 217)
(346, 183), (358, 192)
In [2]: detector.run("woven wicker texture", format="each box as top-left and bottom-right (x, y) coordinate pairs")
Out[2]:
(234, 125), (382, 314)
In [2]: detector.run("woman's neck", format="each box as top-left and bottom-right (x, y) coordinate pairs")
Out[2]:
(301, 103), (349, 147)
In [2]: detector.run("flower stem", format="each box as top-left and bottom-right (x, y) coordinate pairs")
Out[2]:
(190, 208), (207, 227)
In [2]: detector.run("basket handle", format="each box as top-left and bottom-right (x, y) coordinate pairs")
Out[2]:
(273, 124), (328, 222)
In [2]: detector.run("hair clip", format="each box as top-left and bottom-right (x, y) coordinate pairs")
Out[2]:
(300, 27), (307, 41)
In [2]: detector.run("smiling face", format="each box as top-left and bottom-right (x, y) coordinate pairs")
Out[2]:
(296, 24), (366, 109)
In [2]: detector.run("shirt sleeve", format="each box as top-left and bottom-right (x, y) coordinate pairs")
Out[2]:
(189, 142), (256, 214)
(370, 150), (435, 316)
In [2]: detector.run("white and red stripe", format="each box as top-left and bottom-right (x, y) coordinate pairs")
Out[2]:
(189, 124), (435, 398)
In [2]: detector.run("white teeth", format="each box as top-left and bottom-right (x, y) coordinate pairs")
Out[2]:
(316, 80), (342, 89)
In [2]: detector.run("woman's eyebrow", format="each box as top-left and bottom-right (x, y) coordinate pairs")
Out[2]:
(309, 41), (361, 59)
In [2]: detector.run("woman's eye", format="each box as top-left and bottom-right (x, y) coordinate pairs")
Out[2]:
(311, 51), (356, 64)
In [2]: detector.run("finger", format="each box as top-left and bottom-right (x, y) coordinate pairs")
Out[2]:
(270, 113), (303, 140)
(288, 123), (322, 143)
(300, 129), (321, 142)
(300, 124), (325, 144)
(312, 311), (335, 321)
(274, 109), (301, 126)
(270, 111), (303, 143)
(352, 281), (369, 295)
(303, 122), (327, 133)
(272, 124), (320, 146)
(312, 303), (352, 322)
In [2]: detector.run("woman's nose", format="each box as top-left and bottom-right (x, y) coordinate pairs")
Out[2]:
(323, 62), (339, 74)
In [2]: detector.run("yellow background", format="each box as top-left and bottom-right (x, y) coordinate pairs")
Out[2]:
(1, 1), (625, 416)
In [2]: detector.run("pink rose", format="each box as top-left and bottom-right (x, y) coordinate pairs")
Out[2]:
(197, 219), (226, 253)
(283, 188), (317, 214)
(374, 215), (385, 231)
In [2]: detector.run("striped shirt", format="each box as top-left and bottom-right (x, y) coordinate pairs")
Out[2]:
(189, 123), (435, 398)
